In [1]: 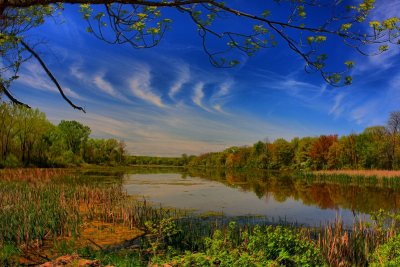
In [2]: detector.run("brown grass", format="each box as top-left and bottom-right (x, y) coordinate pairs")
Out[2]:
(317, 216), (397, 266)
(314, 170), (400, 178)
(0, 168), (67, 183)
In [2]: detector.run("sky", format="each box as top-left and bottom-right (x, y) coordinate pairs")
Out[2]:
(8, 1), (400, 156)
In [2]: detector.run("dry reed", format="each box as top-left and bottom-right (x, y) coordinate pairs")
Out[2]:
(314, 170), (400, 178)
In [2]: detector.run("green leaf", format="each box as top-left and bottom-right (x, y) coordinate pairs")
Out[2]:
(340, 23), (352, 31)
(344, 61), (355, 69)
(261, 10), (270, 18)
(379, 45), (389, 52)
(344, 76), (353, 85)
(315, 36), (327, 43)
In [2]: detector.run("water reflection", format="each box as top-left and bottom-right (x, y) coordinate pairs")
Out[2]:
(188, 169), (400, 214)
(121, 169), (400, 225)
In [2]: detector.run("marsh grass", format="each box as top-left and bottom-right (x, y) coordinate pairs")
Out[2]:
(300, 170), (400, 189)
(314, 169), (400, 178)
(0, 168), (185, 265)
(316, 218), (393, 266)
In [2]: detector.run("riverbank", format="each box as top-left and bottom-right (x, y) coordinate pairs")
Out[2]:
(1, 168), (400, 266)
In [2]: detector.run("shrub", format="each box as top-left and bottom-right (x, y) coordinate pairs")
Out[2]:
(370, 233), (400, 267)
(152, 222), (326, 267)
(2, 154), (21, 168)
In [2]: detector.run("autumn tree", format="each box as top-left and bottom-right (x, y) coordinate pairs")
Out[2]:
(0, 0), (399, 110)
(309, 135), (337, 170)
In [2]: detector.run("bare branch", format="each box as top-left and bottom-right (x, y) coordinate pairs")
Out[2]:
(19, 40), (86, 113)
(0, 81), (31, 108)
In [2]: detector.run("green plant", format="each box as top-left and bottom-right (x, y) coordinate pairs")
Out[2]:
(370, 233), (400, 266)
(0, 243), (21, 266)
(152, 222), (326, 266)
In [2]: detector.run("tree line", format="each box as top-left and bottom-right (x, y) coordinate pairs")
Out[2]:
(2, 103), (400, 171)
(0, 103), (126, 167)
(187, 112), (400, 170)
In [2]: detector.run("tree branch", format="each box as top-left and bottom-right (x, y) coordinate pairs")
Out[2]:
(20, 39), (86, 113)
(0, 81), (31, 108)
(0, 0), (213, 8)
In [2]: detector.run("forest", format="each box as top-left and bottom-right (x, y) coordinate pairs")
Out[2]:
(187, 112), (400, 171)
(0, 103), (126, 167)
(2, 103), (400, 171)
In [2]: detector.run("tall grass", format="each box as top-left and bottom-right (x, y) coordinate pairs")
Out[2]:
(317, 217), (397, 266)
(0, 168), (182, 263)
(314, 169), (400, 178)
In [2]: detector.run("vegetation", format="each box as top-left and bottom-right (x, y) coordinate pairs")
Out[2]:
(4, 103), (400, 173)
(151, 222), (324, 267)
(371, 233), (400, 266)
(1, 168), (400, 266)
(186, 112), (400, 171)
(0, 103), (126, 167)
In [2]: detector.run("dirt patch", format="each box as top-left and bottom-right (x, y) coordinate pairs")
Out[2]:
(79, 221), (144, 249)
(20, 222), (144, 265)
(38, 254), (113, 267)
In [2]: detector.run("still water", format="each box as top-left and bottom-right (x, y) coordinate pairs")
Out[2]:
(121, 169), (400, 226)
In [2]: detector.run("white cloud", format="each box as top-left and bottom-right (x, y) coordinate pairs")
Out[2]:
(329, 93), (346, 118)
(214, 80), (233, 98)
(94, 74), (115, 96)
(192, 82), (212, 112)
(129, 68), (165, 108)
(210, 80), (235, 114)
(168, 65), (190, 100)
(17, 62), (83, 100)
(70, 64), (85, 81)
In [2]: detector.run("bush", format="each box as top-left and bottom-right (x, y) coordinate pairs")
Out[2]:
(152, 222), (326, 267)
(2, 154), (21, 168)
(370, 233), (400, 267)
(0, 243), (20, 266)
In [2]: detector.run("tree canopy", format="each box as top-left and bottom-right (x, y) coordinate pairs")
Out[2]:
(0, 0), (399, 111)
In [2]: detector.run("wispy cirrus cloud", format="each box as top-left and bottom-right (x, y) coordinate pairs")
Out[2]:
(168, 64), (190, 100)
(213, 80), (233, 98)
(93, 74), (115, 96)
(129, 67), (165, 108)
(329, 93), (346, 118)
(69, 63), (130, 102)
(16, 62), (83, 100)
(192, 82), (212, 112)
(210, 80), (234, 114)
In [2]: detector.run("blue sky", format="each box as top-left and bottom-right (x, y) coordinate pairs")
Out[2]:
(9, 1), (400, 156)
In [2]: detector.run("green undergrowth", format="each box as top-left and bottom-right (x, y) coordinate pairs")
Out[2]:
(371, 233), (400, 266)
(149, 221), (325, 266)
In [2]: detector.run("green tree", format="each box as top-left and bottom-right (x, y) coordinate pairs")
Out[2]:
(293, 137), (315, 170)
(58, 120), (91, 155)
(271, 138), (294, 169)
(0, 103), (18, 162)
(0, 0), (399, 109)
(14, 107), (48, 164)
